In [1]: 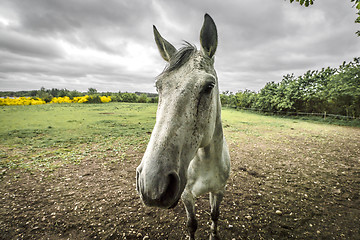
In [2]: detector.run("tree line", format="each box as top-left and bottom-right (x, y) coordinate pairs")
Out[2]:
(221, 57), (360, 118)
(0, 88), (158, 104)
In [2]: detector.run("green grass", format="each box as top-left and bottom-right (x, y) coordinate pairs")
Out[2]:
(221, 107), (359, 153)
(0, 103), (156, 171)
(1, 103), (156, 146)
(1, 103), (358, 172)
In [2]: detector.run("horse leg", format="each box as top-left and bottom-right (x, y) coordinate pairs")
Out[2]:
(209, 191), (224, 240)
(182, 190), (198, 240)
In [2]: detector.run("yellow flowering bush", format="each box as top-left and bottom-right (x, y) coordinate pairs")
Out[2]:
(0, 95), (111, 106)
(100, 96), (111, 103)
(73, 95), (89, 103)
(50, 96), (72, 104)
(0, 97), (46, 106)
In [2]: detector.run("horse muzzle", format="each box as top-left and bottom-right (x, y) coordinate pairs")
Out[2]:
(136, 167), (181, 209)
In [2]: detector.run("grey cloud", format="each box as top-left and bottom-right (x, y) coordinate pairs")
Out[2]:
(0, 28), (63, 59)
(9, 0), (153, 33)
(0, 0), (359, 93)
(6, 0), (157, 54)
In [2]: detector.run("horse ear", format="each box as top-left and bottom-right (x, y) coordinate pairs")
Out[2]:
(153, 25), (177, 62)
(200, 14), (218, 58)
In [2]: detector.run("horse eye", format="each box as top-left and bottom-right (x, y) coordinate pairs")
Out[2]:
(155, 80), (162, 93)
(155, 84), (162, 93)
(202, 82), (215, 94)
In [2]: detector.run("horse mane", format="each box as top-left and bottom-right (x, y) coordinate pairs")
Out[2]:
(163, 42), (197, 73)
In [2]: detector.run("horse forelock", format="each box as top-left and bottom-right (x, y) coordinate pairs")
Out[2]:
(163, 42), (197, 73)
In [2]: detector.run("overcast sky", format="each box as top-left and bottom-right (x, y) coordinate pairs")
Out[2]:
(0, 0), (359, 93)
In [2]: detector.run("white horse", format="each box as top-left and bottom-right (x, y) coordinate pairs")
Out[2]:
(136, 14), (230, 240)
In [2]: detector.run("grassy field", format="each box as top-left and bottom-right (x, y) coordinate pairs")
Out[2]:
(0, 103), (307, 171)
(1, 102), (360, 239)
(0, 103), (156, 172)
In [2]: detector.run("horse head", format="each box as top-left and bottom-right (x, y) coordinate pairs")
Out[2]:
(136, 14), (220, 209)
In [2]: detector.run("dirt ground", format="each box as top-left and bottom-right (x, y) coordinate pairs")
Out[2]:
(1, 125), (360, 240)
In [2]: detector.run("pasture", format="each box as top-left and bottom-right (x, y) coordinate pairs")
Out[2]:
(1, 103), (359, 239)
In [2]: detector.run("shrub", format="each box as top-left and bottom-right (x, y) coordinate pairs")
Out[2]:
(0, 97), (46, 106)
(86, 96), (102, 104)
(100, 96), (111, 103)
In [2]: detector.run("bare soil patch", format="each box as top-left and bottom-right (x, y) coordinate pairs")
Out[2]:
(1, 125), (360, 239)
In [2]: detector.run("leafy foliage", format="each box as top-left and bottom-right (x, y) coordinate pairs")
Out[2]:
(223, 58), (360, 118)
(289, 0), (314, 7)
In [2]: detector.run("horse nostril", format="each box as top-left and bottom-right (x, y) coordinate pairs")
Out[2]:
(160, 172), (180, 204)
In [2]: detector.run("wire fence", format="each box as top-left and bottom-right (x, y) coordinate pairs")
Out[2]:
(231, 107), (360, 120)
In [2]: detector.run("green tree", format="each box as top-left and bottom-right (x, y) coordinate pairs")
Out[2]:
(138, 94), (149, 103)
(289, 0), (314, 7)
(58, 89), (70, 97)
(220, 91), (237, 107)
(220, 92), (230, 106)
(150, 97), (159, 103)
(120, 92), (139, 103)
(49, 88), (60, 97)
(68, 90), (82, 98)
(36, 87), (53, 102)
(268, 74), (300, 112)
(235, 90), (257, 109)
(253, 57), (359, 117)
(87, 88), (98, 95)
(254, 82), (279, 112)
(326, 58), (360, 117)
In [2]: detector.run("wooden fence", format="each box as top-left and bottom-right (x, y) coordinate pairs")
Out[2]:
(233, 107), (359, 120)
